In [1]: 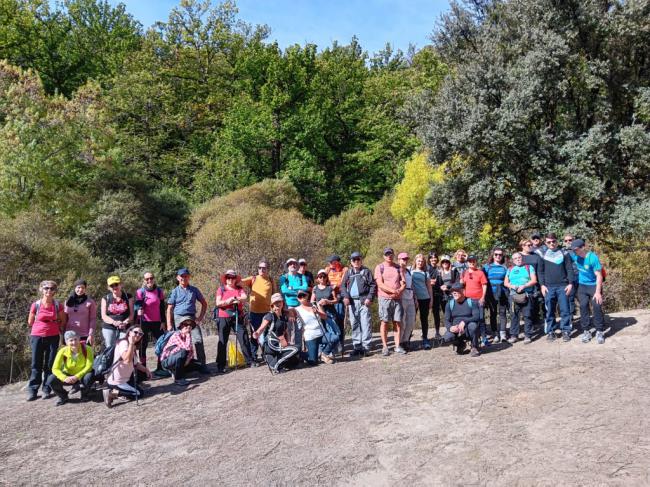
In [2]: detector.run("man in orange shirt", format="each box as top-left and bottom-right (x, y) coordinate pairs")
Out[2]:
(461, 255), (488, 345)
(326, 255), (348, 353)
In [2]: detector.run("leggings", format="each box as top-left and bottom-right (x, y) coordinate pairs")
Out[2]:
(431, 294), (443, 333)
(417, 298), (431, 340)
(140, 321), (164, 367)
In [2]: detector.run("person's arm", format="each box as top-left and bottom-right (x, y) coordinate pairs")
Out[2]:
(564, 257), (574, 295)
(77, 346), (94, 378)
(594, 270), (603, 304)
(280, 275), (296, 299)
(100, 298), (116, 327)
(366, 270), (377, 304)
(312, 302), (328, 319)
(296, 275), (309, 292)
(87, 300), (97, 344)
(340, 271), (349, 300)
(374, 269), (393, 295)
(216, 288), (233, 308)
(253, 317), (271, 339)
(127, 296), (135, 325)
(395, 268), (406, 296)
(444, 301), (452, 330)
(241, 276), (253, 288)
(197, 295), (208, 322)
(166, 304), (174, 331)
(28, 303), (36, 327)
(52, 348), (68, 382)
(330, 288), (338, 304)
(58, 305), (67, 333)
(480, 278), (487, 305)
(310, 290), (317, 305)
(538, 258), (547, 295)
(524, 270), (537, 289)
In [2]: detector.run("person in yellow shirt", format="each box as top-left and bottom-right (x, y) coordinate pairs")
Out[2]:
(46, 330), (94, 406)
(241, 260), (276, 361)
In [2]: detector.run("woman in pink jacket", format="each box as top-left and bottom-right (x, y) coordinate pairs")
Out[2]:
(63, 279), (97, 345)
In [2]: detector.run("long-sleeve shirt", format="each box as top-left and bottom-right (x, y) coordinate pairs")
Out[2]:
(339, 267), (376, 301)
(52, 345), (94, 381)
(279, 273), (308, 307)
(161, 331), (194, 361)
(538, 248), (574, 286)
(64, 298), (97, 338)
(445, 298), (480, 329)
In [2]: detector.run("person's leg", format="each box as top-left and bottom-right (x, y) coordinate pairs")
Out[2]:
(487, 295), (497, 335)
(305, 338), (321, 365)
(510, 302), (521, 337)
(349, 300), (362, 350)
(102, 327), (117, 348)
(522, 299), (534, 338)
(378, 298), (390, 351)
(466, 321), (480, 349)
(432, 294), (442, 336)
(235, 323), (254, 365)
(393, 300), (403, 349)
(589, 287), (605, 333)
(544, 287), (558, 334)
(248, 312), (264, 359)
(577, 285), (592, 332)
(165, 349), (189, 379)
(80, 372), (94, 399)
(360, 302), (373, 352)
(276, 345), (300, 370)
(400, 299), (415, 346)
(46, 374), (67, 400)
(557, 288), (571, 334)
(334, 299), (345, 349)
(498, 293), (509, 335)
(190, 324), (206, 365)
(216, 318), (231, 371)
(418, 298), (430, 341)
(28, 336), (45, 397)
(478, 302), (487, 341)
(115, 381), (141, 398)
(42, 335), (59, 394)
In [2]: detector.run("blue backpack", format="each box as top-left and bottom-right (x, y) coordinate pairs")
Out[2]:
(155, 331), (177, 357)
(449, 298), (473, 311)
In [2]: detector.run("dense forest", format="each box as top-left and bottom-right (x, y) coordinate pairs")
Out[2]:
(1, 0), (649, 378)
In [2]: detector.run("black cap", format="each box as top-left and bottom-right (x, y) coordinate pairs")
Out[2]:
(451, 282), (464, 292)
(350, 251), (362, 260)
(467, 255), (478, 261)
(383, 247), (394, 255)
(531, 232), (541, 239)
(327, 254), (341, 263)
(571, 238), (585, 250)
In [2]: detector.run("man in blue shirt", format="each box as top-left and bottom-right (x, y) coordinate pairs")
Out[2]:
(571, 239), (605, 344)
(166, 268), (209, 366)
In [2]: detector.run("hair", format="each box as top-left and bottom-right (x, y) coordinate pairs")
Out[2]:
(454, 249), (467, 261)
(488, 247), (504, 264)
(440, 258), (451, 269)
(512, 252), (522, 259)
(414, 254), (427, 270)
(519, 238), (532, 250)
(546, 232), (558, 240)
(563, 233), (574, 240)
(126, 325), (143, 336)
(428, 251), (438, 259)
(73, 279), (87, 288)
(39, 280), (58, 292)
(316, 272), (330, 285)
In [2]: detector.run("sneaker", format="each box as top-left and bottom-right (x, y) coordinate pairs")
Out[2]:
(102, 388), (117, 408)
(362, 349), (371, 357)
(351, 349), (362, 357)
(546, 332), (556, 342)
(42, 391), (53, 400)
(508, 336), (517, 344)
(423, 339), (432, 350)
(394, 346), (407, 355)
(455, 341), (466, 355)
(523, 337), (532, 345)
(174, 378), (189, 386)
(562, 332), (571, 342)
(492, 334), (501, 344)
(55, 396), (68, 406)
(481, 336), (490, 347)
(321, 354), (334, 364)
(581, 330), (591, 343)
(596, 331), (605, 344)
(470, 347), (480, 357)
(27, 392), (37, 402)
(154, 368), (172, 378)
(434, 332), (442, 341)
(382, 347), (390, 357)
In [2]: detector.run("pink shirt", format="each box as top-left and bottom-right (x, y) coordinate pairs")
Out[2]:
(108, 339), (139, 385)
(374, 263), (404, 300)
(161, 332), (193, 361)
(64, 298), (97, 337)
(136, 288), (165, 322)
(216, 286), (245, 318)
(30, 301), (61, 337)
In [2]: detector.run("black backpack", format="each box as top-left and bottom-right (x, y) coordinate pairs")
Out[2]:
(92, 342), (121, 380)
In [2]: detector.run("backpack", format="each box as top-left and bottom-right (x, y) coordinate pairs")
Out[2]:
(155, 331), (177, 357)
(92, 342), (120, 379)
(33, 299), (60, 316)
(134, 287), (163, 313)
(379, 264), (404, 284)
(449, 298), (473, 311)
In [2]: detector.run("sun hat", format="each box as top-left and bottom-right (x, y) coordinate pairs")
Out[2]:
(220, 270), (241, 285)
(270, 293), (284, 305)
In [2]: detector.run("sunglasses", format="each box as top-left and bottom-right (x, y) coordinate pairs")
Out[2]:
(297, 293), (309, 299)
(494, 253), (503, 257)
(226, 275), (236, 279)
(258, 266), (267, 270)
(132, 331), (144, 336)
(522, 243), (532, 247)
(351, 258), (361, 262)
(299, 263), (307, 266)
(144, 277), (155, 281)
(43, 287), (56, 291)
(109, 284), (120, 288)
(546, 239), (557, 244)
(384, 252), (393, 256)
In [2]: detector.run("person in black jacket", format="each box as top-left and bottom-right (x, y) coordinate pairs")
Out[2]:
(340, 252), (377, 357)
(443, 283), (481, 357)
(537, 233), (575, 342)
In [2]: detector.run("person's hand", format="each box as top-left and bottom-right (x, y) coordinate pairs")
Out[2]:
(450, 325), (459, 334)
(64, 376), (78, 384)
(479, 297), (485, 306)
(458, 322), (466, 333)
(318, 298), (328, 306)
(252, 331), (259, 339)
(441, 285), (448, 291)
(86, 335), (93, 346)
(364, 299), (371, 307)
(565, 284), (573, 296)
(128, 333), (136, 345)
(343, 298), (350, 306)
(146, 369), (153, 380)
(541, 285), (548, 297)
(594, 292), (603, 305)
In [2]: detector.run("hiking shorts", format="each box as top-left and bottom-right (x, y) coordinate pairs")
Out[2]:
(378, 297), (403, 323)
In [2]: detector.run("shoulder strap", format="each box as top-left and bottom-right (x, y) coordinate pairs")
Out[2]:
(467, 298), (473, 308)
(525, 265), (531, 278)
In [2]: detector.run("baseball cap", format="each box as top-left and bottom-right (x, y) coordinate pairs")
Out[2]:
(467, 255), (478, 262)
(317, 269), (328, 277)
(270, 293), (284, 305)
(383, 247), (394, 255)
(440, 255), (451, 262)
(286, 258), (298, 265)
(327, 254), (341, 263)
(176, 268), (190, 276)
(397, 252), (409, 260)
(451, 282), (464, 292)
(298, 258), (307, 264)
(350, 251), (362, 260)
(107, 275), (121, 286)
(531, 232), (541, 239)
(571, 238), (585, 250)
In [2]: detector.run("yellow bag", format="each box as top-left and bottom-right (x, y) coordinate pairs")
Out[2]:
(227, 340), (246, 368)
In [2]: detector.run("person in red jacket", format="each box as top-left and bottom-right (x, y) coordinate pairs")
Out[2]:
(460, 255), (489, 345)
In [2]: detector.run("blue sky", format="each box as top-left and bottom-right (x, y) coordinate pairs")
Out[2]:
(107, 0), (450, 54)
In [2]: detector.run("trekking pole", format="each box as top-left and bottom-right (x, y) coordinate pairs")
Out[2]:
(234, 301), (240, 370)
(7, 344), (17, 383)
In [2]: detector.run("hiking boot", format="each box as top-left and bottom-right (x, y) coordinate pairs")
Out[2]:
(523, 337), (532, 345)
(55, 395), (68, 406)
(596, 331), (605, 344)
(508, 336), (517, 344)
(351, 349), (362, 357)
(423, 339), (432, 350)
(546, 332), (556, 342)
(154, 368), (172, 378)
(70, 383), (81, 395)
(382, 347), (390, 357)
(174, 378), (189, 386)
(362, 349), (371, 357)
(562, 332), (571, 342)
(454, 340), (466, 355)
(103, 388), (117, 408)
(394, 346), (406, 355)
(470, 347), (480, 357)
(27, 392), (37, 402)
(581, 330), (591, 343)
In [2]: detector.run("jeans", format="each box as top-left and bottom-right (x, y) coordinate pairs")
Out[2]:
(487, 291), (509, 334)
(162, 348), (202, 379)
(304, 336), (323, 364)
(476, 301), (486, 337)
(28, 335), (60, 395)
(109, 378), (143, 398)
(348, 299), (372, 351)
(216, 316), (253, 370)
(544, 285), (571, 333)
(400, 297), (416, 344)
(102, 327), (125, 348)
(568, 281), (578, 315)
(417, 298), (431, 340)
(140, 321), (164, 368)
(443, 321), (479, 349)
(174, 314), (206, 365)
(577, 284), (604, 332)
(510, 296), (533, 338)
(334, 299), (346, 348)
(248, 312), (266, 358)
(46, 372), (94, 399)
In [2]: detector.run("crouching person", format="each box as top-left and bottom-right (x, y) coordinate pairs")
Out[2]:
(443, 283), (481, 357)
(253, 293), (300, 373)
(103, 325), (152, 408)
(46, 331), (94, 406)
(161, 319), (203, 386)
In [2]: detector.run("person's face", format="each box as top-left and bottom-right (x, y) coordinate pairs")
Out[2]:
(429, 256), (438, 266)
(468, 259), (478, 269)
(144, 273), (155, 288)
(271, 300), (284, 312)
(351, 257), (362, 268)
(512, 254), (523, 265)
(131, 328), (144, 341)
(399, 257), (409, 267)
(441, 260), (450, 269)
(42, 285), (57, 296)
(563, 236), (574, 248)
(74, 284), (86, 296)
(287, 262), (298, 272)
(225, 275), (236, 286)
(317, 274), (327, 284)
(258, 263), (268, 276)
(457, 252), (466, 262)
(384, 252), (394, 263)
(299, 262), (307, 271)
(532, 237), (541, 247)
(521, 241), (532, 253)
(180, 323), (193, 335)
(177, 274), (190, 286)
(574, 246), (586, 257)
(66, 336), (80, 348)
(451, 290), (463, 300)
(493, 251), (504, 262)
(416, 257), (425, 269)
(546, 237), (558, 249)
(109, 283), (121, 293)
(297, 293), (309, 303)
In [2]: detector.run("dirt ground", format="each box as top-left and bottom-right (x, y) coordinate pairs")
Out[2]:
(1, 309), (649, 486)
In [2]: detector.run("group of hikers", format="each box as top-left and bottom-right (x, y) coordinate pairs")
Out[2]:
(26, 232), (605, 407)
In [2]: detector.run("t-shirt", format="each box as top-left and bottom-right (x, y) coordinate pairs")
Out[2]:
(507, 265), (535, 293)
(136, 287), (165, 322)
(402, 268), (414, 301)
(168, 285), (204, 317)
(242, 275), (274, 313)
(64, 298), (96, 337)
(279, 273), (309, 307)
(374, 263), (404, 300)
(108, 339), (139, 386)
(30, 301), (61, 337)
(103, 292), (131, 329)
(216, 286), (245, 318)
(295, 307), (323, 341)
(263, 312), (288, 337)
(462, 268), (488, 299)
(571, 251), (602, 286)
(312, 285), (335, 315)
(411, 269), (430, 300)
(484, 264), (508, 296)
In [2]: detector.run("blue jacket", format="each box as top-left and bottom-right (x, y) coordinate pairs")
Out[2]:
(279, 273), (309, 307)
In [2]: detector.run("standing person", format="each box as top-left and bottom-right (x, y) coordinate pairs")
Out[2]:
(443, 283), (480, 357)
(538, 233), (574, 342)
(374, 248), (406, 356)
(412, 254), (433, 349)
(242, 260), (275, 361)
(295, 290), (337, 364)
(103, 325), (152, 408)
(325, 255), (348, 352)
(563, 234), (579, 316)
(134, 272), (166, 374)
(452, 249), (469, 273)
(280, 258), (309, 346)
(298, 259), (315, 290)
(46, 330), (94, 405)
(460, 255), (488, 345)
(397, 252), (416, 352)
(521, 239), (544, 329)
(483, 249), (509, 343)
(311, 269), (338, 321)
(439, 255), (459, 309)
(166, 268), (208, 367)
(161, 318), (203, 386)
(531, 232), (546, 255)
(340, 252), (376, 357)
(571, 239), (606, 344)
(215, 270), (254, 373)
(504, 253), (537, 344)
(100, 276), (134, 348)
(27, 280), (65, 401)
(64, 279), (96, 345)
(252, 294), (300, 372)
(427, 253), (444, 341)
